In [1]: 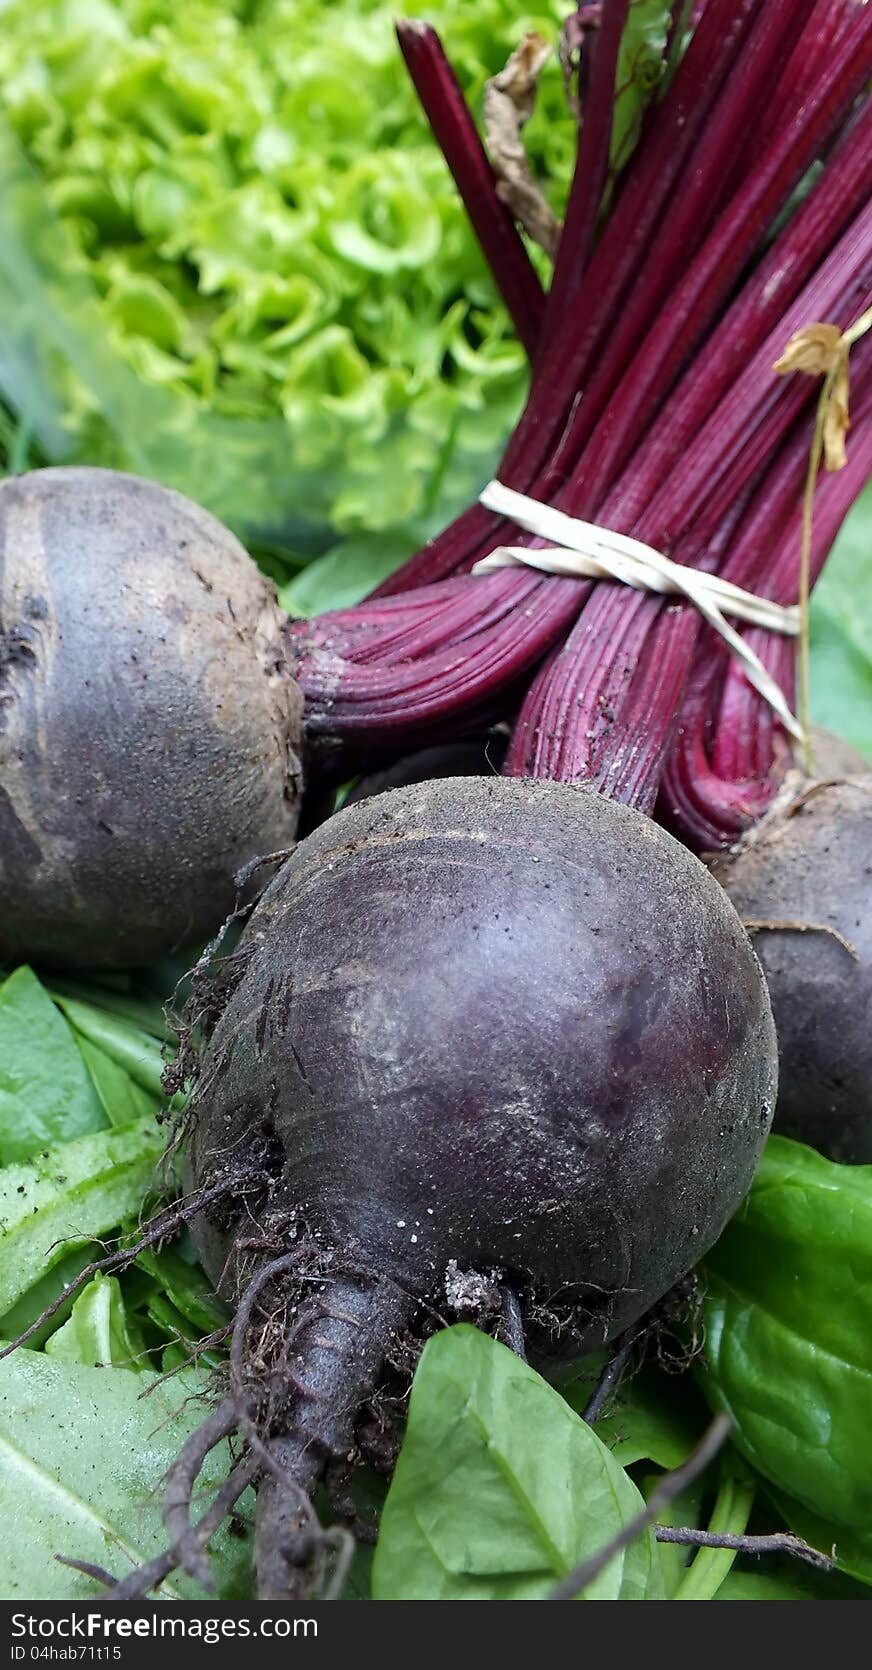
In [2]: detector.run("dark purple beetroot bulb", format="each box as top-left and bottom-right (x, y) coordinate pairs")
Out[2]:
(712, 769), (872, 1161)
(190, 774), (777, 1349)
(182, 775), (776, 1594)
(0, 467), (304, 968)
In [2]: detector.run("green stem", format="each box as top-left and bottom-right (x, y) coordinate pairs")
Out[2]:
(672, 1471), (755, 1601)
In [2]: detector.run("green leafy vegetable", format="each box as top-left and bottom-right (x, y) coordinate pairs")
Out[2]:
(0, 1120), (164, 1315)
(280, 528), (424, 619)
(582, 1368), (706, 1472)
(766, 1496), (872, 1588)
(0, 0), (551, 550)
(44, 1274), (145, 1370)
(809, 483), (872, 762)
(809, 606), (872, 764)
(76, 1039), (158, 1127)
(717, 1570), (814, 1600)
(1, 1249), (104, 1355)
(610, 4), (673, 178)
(49, 978), (172, 1040)
(52, 995), (168, 1098)
(700, 1136), (872, 1581)
(668, 1467), (754, 1601)
(372, 1324), (663, 1600)
(0, 968), (106, 1165)
(0, 1350), (252, 1599)
(644, 1470), (708, 1597)
(135, 1244), (227, 1337)
(570, 1366), (758, 1600)
(716, 1570), (822, 1600)
(717, 1562), (872, 1601)
(0, 398), (41, 475)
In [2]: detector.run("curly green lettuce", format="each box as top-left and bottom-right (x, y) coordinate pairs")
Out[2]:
(0, 0), (583, 548)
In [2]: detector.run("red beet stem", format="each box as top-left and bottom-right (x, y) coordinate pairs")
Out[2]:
(552, 1), (872, 518)
(290, 570), (586, 738)
(603, 99), (872, 531)
(537, 0), (630, 350)
(293, 5), (872, 827)
(374, 0), (872, 599)
(500, 194), (872, 800)
(395, 20), (546, 359)
(661, 359), (872, 847)
(716, 0), (847, 184)
(373, 0), (765, 597)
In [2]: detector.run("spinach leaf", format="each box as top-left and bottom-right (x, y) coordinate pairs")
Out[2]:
(718, 1557), (872, 1601)
(44, 1274), (145, 1370)
(48, 980), (171, 1041)
(0, 1248), (100, 1353)
(0, 1350), (252, 1599)
(77, 1039), (158, 1127)
(768, 1493), (872, 1588)
(53, 996), (167, 1098)
(0, 1120), (164, 1315)
(667, 1467), (754, 1601)
(280, 527), (423, 618)
(610, 4), (673, 177)
(135, 1245), (227, 1336)
(718, 1570), (842, 1601)
(372, 1324), (663, 1600)
(809, 604), (872, 763)
(585, 1368), (707, 1471)
(700, 1137), (872, 1576)
(0, 968), (106, 1164)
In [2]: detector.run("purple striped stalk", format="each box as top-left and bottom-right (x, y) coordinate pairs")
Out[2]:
(289, 2), (872, 828)
(395, 21), (546, 358)
(536, 0), (630, 348)
(660, 346), (872, 848)
(373, 0), (768, 596)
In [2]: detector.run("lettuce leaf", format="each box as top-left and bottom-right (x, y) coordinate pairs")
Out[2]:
(0, 0), (555, 553)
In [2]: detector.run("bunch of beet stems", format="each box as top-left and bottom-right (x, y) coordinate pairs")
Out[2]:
(287, 0), (872, 847)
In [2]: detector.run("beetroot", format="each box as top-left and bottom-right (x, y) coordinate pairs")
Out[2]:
(0, 467), (304, 967)
(804, 726), (869, 780)
(0, 0), (842, 1602)
(182, 775), (776, 1597)
(711, 770), (872, 1162)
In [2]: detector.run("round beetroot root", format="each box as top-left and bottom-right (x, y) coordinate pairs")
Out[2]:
(165, 774), (778, 1599)
(0, 467), (304, 968)
(188, 775), (776, 1359)
(712, 772), (872, 1162)
(805, 725), (869, 778)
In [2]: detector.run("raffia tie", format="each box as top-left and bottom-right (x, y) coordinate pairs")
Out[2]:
(473, 479), (802, 741)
